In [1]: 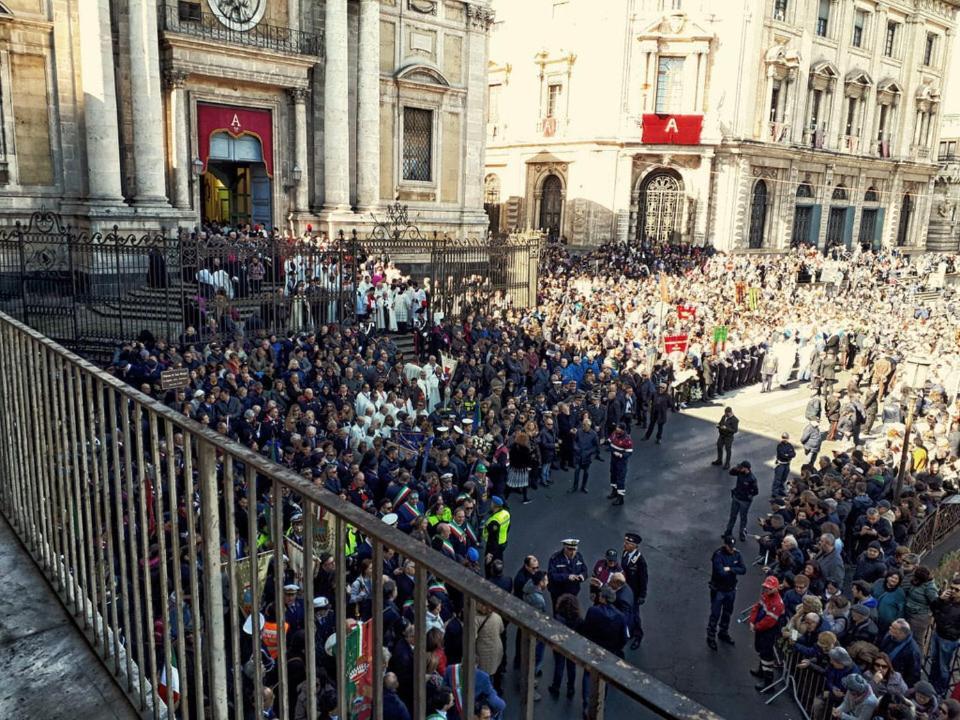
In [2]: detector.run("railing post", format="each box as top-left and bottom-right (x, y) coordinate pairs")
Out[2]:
(587, 670), (606, 720)
(198, 438), (229, 720)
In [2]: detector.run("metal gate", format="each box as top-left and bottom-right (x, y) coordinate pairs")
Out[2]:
(0, 210), (175, 360)
(0, 206), (541, 359)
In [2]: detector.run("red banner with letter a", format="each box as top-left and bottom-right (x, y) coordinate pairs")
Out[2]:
(642, 114), (703, 145)
(197, 103), (274, 177)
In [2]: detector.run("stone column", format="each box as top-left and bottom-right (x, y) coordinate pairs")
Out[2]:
(324, 0), (350, 212)
(78, 0), (122, 201)
(694, 52), (706, 113)
(165, 71), (190, 209)
(356, 0), (380, 210)
(128, 0), (169, 204)
(762, 70), (775, 140)
(288, 87), (310, 212)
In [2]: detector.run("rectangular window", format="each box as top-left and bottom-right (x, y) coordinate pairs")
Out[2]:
(546, 83), (562, 118)
(924, 33), (937, 66)
(877, 104), (889, 139)
(884, 21), (898, 57)
(816, 0), (830, 37)
(845, 97), (857, 135)
(655, 56), (684, 114)
(852, 9), (867, 48)
(178, 0), (202, 21)
(402, 107), (433, 182)
(773, 0), (788, 21)
(769, 81), (782, 122)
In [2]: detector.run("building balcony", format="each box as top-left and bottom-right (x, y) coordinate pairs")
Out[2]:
(159, 3), (321, 56)
(767, 121), (791, 144)
(841, 134), (861, 154)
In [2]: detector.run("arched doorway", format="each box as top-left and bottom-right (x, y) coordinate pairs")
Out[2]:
(792, 182), (815, 248)
(484, 174), (502, 236)
(539, 174), (563, 241)
(202, 131), (272, 229)
(637, 171), (683, 245)
(748, 180), (769, 249)
(896, 192), (913, 246)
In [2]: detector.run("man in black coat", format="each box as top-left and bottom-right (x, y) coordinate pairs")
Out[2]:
(580, 586), (627, 711)
(621, 532), (648, 649)
(711, 406), (739, 469)
(723, 461), (759, 542)
(642, 385), (673, 444)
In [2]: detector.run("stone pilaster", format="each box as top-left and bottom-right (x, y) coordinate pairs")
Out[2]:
(128, 0), (168, 204)
(323, 0), (350, 212)
(164, 71), (190, 210)
(288, 87), (310, 212)
(355, 0), (380, 211)
(78, 0), (123, 201)
(462, 4), (495, 213)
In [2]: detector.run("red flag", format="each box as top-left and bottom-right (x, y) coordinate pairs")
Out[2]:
(677, 304), (696, 320)
(664, 334), (688, 354)
(641, 114), (703, 145)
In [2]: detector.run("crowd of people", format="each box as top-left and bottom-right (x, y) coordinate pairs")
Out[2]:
(108, 230), (960, 720)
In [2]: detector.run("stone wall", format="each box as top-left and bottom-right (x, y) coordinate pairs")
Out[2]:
(10, 53), (52, 186)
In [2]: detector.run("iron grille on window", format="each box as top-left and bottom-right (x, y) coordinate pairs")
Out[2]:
(403, 108), (433, 182)
(773, 0), (787, 21)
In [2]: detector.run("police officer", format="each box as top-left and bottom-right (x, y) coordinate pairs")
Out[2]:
(621, 532), (648, 649)
(706, 534), (745, 650)
(547, 539), (588, 611)
(771, 432), (796, 499)
(483, 496), (510, 577)
(711, 406), (739, 469)
(607, 423), (634, 506)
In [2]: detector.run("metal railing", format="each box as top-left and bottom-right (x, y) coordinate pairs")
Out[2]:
(159, 3), (321, 56)
(0, 310), (721, 720)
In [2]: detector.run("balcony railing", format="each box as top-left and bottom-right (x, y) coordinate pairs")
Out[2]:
(0, 311), (721, 720)
(768, 121), (790, 143)
(159, 2), (321, 56)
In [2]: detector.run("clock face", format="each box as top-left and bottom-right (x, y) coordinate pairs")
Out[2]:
(208, 0), (267, 32)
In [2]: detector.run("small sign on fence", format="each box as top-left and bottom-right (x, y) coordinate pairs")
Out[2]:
(160, 368), (190, 390)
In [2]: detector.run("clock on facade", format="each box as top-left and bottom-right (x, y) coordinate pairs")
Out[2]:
(208, 0), (267, 32)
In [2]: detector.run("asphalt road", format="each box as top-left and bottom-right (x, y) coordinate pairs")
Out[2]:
(498, 381), (820, 720)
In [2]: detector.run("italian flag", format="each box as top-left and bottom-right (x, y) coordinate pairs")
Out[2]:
(158, 650), (180, 705)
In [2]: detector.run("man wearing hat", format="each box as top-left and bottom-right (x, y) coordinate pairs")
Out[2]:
(836, 672), (879, 719)
(282, 583), (305, 632)
(579, 584), (628, 711)
(712, 406), (739, 469)
(621, 532), (648, 649)
(607, 423), (634, 506)
(482, 496), (510, 577)
(748, 575), (784, 690)
(771, 432), (796, 499)
(706, 534), (745, 651)
(547, 539), (588, 611)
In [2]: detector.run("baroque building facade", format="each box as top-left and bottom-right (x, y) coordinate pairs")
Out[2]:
(484, 0), (958, 252)
(928, 113), (960, 251)
(0, 0), (492, 237)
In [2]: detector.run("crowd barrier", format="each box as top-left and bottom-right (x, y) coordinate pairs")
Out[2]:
(756, 498), (960, 719)
(0, 310), (720, 720)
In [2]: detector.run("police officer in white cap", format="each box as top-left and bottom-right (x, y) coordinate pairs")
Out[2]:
(547, 539), (587, 612)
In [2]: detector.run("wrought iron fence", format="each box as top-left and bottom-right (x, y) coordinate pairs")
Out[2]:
(0, 310), (721, 720)
(159, 2), (322, 56)
(0, 209), (542, 362)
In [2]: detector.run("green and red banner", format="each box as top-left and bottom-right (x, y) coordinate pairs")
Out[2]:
(345, 620), (374, 720)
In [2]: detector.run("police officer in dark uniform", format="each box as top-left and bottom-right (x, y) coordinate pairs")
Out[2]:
(607, 424), (634, 506)
(621, 532), (648, 649)
(706, 534), (746, 650)
(547, 538), (588, 612)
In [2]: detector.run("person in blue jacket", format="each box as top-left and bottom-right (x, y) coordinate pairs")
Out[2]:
(570, 416), (599, 493)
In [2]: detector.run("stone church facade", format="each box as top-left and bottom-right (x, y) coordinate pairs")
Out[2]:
(0, 0), (492, 237)
(485, 0), (958, 253)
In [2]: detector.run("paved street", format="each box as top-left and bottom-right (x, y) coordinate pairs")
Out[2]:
(501, 381), (820, 720)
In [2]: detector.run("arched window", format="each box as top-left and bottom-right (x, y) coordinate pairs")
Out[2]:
(796, 182), (813, 198)
(832, 184), (848, 201)
(864, 186), (879, 202)
(896, 193), (913, 246)
(749, 180), (769, 249)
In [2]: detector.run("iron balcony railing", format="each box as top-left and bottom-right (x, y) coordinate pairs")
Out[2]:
(0, 310), (722, 720)
(159, 2), (321, 57)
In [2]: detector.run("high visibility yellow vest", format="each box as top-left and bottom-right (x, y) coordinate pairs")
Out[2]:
(484, 509), (510, 546)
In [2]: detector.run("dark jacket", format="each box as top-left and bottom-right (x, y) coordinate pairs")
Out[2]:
(730, 468), (759, 502)
(717, 413), (739, 438)
(931, 597), (960, 641)
(709, 547), (746, 592)
(573, 428), (600, 465)
(581, 603), (627, 655)
(650, 392), (673, 423)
